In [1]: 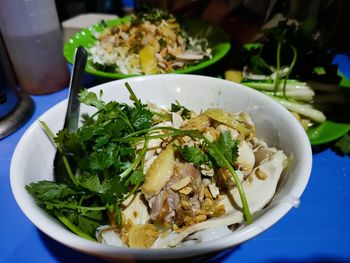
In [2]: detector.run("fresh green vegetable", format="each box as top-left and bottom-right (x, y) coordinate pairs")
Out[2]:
(26, 84), (252, 240)
(178, 130), (240, 169)
(271, 96), (326, 123)
(242, 80), (315, 101)
(245, 20), (299, 98)
(335, 133), (350, 154)
(178, 146), (211, 167)
(242, 79), (325, 123)
(27, 84), (153, 238)
(243, 19), (340, 84)
(208, 131), (239, 168)
(170, 101), (192, 119)
(232, 19), (338, 128)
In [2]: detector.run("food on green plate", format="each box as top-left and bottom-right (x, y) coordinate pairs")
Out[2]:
(224, 19), (343, 130)
(26, 83), (287, 248)
(241, 80), (326, 129)
(225, 66), (326, 129)
(88, 9), (212, 75)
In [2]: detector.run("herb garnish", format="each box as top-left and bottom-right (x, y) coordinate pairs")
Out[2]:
(26, 83), (252, 240)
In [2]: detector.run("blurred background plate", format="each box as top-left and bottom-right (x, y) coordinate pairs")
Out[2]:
(63, 16), (231, 79)
(307, 121), (350, 146)
(238, 44), (350, 146)
(308, 56), (350, 146)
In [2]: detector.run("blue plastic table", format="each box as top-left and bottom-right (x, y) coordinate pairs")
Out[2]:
(1, 78), (350, 263)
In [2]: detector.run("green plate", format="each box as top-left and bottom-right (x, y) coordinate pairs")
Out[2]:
(307, 121), (350, 146)
(64, 16), (231, 79)
(306, 69), (350, 146)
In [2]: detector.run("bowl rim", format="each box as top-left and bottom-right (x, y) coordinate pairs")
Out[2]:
(10, 74), (312, 260)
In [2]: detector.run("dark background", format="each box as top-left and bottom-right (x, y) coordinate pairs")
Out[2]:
(55, 0), (350, 53)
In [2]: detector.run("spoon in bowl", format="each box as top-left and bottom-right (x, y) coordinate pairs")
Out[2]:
(54, 46), (87, 183)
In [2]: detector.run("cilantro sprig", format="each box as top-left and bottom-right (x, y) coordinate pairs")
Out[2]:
(27, 83), (153, 239)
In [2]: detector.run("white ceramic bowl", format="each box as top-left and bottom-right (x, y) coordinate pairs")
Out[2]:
(10, 74), (312, 261)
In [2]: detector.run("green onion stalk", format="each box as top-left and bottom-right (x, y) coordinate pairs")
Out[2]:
(282, 45), (297, 99)
(274, 42), (282, 96)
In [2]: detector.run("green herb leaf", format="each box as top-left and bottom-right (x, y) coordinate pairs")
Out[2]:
(130, 103), (153, 130)
(81, 113), (95, 126)
(178, 146), (210, 167)
(125, 170), (144, 186)
(335, 133), (350, 154)
(25, 181), (76, 202)
(209, 131), (239, 167)
(78, 89), (105, 110)
(54, 129), (82, 155)
(250, 55), (273, 75)
(77, 208), (104, 238)
(101, 177), (129, 206)
(170, 102), (191, 119)
(76, 172), (107, 193)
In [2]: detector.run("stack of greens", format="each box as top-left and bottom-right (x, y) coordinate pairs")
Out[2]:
(226, 19), (343, 130)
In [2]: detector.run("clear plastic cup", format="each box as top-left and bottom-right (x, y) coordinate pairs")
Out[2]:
(0, 0), (69, 94)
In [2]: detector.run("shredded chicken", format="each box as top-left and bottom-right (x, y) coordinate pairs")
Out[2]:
(96, 106), (287, 249)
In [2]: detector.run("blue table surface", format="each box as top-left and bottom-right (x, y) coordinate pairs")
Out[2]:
(1, 77), (350, 263)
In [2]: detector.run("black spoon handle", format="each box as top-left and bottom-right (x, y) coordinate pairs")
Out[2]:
(64, 46), (88, 132)
(54, 46), (87, 183)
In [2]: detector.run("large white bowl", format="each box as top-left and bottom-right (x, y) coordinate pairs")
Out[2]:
(10, 74), (312, 261)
